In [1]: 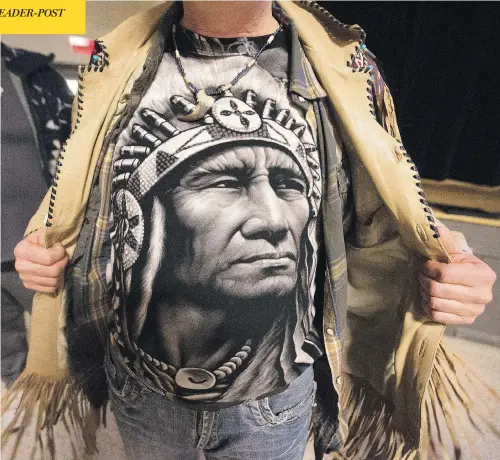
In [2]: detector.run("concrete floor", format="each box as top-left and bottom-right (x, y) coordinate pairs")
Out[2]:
(2, 336), (500, 460)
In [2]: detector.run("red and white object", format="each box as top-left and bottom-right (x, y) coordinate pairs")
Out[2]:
(69, 36), (96, 56)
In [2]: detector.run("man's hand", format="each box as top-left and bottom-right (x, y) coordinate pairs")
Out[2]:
(418, 225), (496, 325)
(14, 229), (69, 294)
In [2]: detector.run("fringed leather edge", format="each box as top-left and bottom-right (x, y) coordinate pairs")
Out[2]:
(420, 342), (500, 460)
(326, 341), (500, 459)
(365, 54), (402, 145)
(1, 372), (107, 460)
(330, 374), (417, 460)
(379, 82), (402, 144)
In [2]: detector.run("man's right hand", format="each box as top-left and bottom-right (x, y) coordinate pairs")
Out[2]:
(14, 229), (69, 294)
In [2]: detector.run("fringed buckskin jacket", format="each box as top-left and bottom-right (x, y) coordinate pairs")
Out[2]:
(3, 2), (498, 460)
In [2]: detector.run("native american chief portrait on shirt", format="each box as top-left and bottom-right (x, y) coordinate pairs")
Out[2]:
(107, 52), (323, 404)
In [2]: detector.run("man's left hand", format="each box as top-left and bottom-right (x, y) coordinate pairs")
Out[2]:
(418, 225), (497, 325)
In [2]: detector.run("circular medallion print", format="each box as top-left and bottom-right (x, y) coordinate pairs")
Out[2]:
(212, 97), (262, 133)
(111, 189), (144, 271)
(175, 368), (217, 390)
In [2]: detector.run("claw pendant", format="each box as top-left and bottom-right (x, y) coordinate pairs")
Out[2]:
(178, 89), (215, 121)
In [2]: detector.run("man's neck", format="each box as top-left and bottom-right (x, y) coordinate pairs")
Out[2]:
(139, 296), (283, 369)
(181, 1), (279, 38)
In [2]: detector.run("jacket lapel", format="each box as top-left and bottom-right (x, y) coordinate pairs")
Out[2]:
(278, 0), (449, 263)
(43, 4), (174, 251)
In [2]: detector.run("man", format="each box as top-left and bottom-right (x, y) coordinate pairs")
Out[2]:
(6, 1), (497, 460)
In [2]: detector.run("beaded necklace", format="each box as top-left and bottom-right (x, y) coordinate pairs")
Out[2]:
(171, 22), (282, 121)
(130, 338), (253, 393)
(112, 311), (253, 394)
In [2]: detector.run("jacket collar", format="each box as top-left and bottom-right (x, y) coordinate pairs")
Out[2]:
(288, 21), (327, 101)
(271, 2), (326, 101)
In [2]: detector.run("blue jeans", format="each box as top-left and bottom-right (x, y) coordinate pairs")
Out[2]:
(106, 342), (316, 460)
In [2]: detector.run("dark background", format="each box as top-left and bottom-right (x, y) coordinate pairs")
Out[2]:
(318, 2), (500, 187)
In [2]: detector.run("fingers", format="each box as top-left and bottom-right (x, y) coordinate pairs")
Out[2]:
(417, 249), (496, 325)
(14, 231), (69, 294)
(15, 256), (69, 279)
(25, 228), (46, 246)
(19, 273), (60, 290)
(436, 225), (473, 255)
(14, 240), (67, 266)
(448, 231), (473, 255)
(418, 274), (493, 305)
(436, 224), (461, 255)
(425, 310), (478, 325)
(18, 269), (60, 287)
(422, 295), (485, 318)
(16, 257), (68, 293)
(418, 257), (495, 288)
(22, 282), (61, 294)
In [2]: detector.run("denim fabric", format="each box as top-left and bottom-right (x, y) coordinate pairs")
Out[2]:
(106, 341), (316, 460)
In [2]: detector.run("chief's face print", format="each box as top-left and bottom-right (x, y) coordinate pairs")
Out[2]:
(163, 143), (310, 300)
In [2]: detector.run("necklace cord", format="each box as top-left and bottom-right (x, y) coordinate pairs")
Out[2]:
(172, 23), (283, 98)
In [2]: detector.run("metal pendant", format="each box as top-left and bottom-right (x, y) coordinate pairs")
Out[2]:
(178, 89), (215, 122)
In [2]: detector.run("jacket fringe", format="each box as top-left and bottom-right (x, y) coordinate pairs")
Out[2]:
(1, 372), (106, 460)
(326, 342), (500, 459)
(365, 53), (402, 145)
(379, 82), (402, 144)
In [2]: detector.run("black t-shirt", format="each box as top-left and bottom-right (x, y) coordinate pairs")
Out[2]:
(109, 23), (324, 406)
